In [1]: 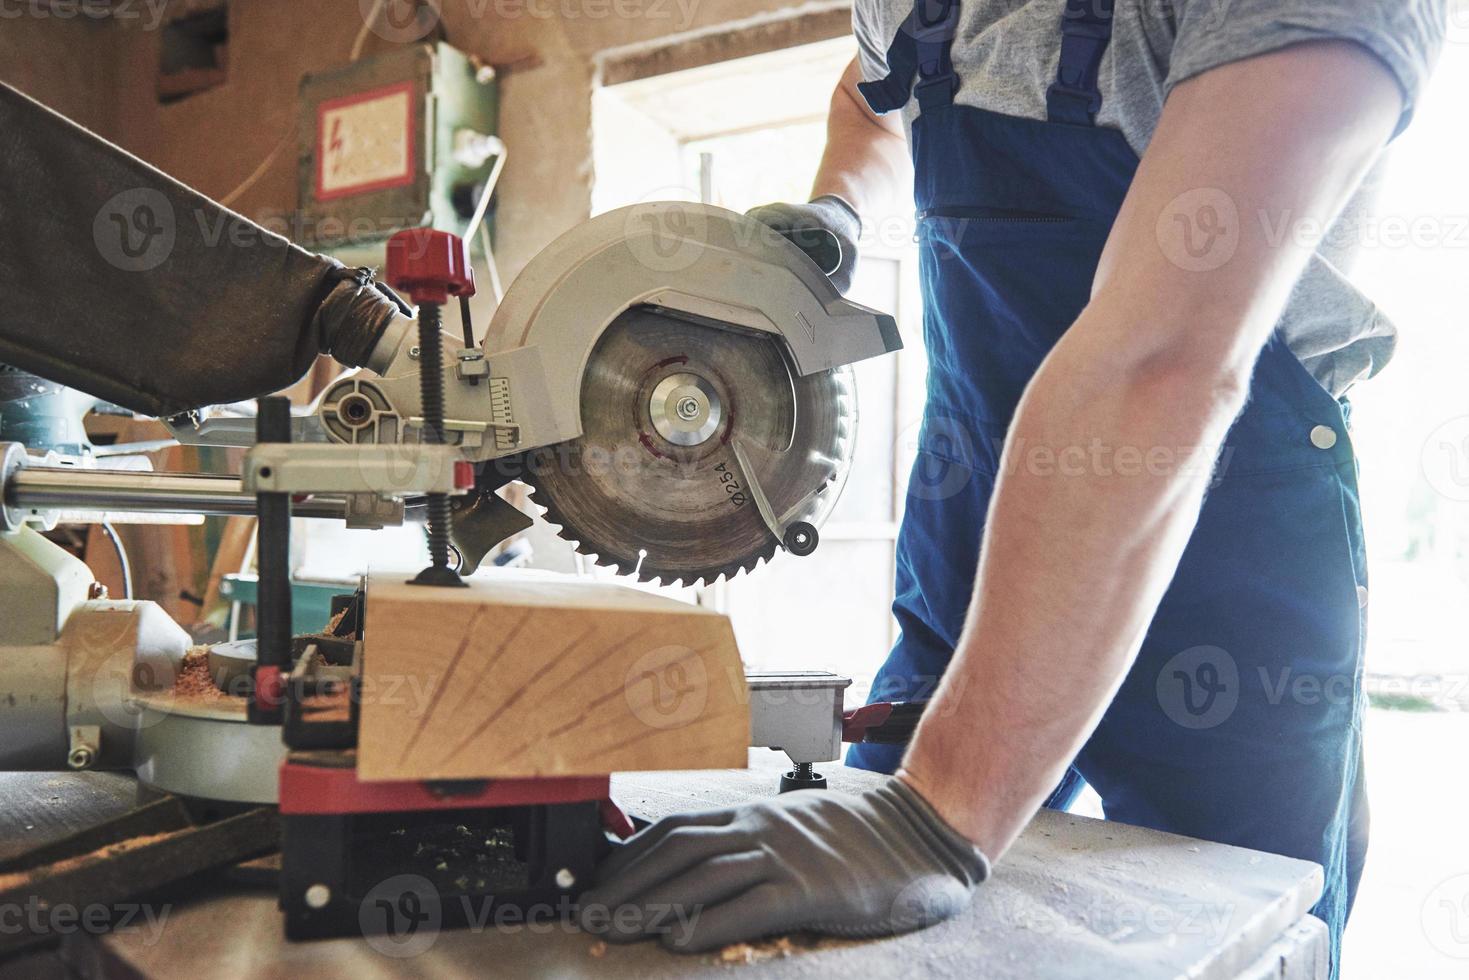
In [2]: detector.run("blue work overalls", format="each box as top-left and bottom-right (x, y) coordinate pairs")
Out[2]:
(846, 1), (1370, 970)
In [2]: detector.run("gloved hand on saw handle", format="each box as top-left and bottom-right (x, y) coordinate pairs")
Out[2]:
(577, 776), (989, 953)
(747, 195), (862, 294)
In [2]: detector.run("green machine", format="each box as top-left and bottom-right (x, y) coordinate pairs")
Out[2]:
(295, 42), (501, 267)
(0, 366), (109, 456)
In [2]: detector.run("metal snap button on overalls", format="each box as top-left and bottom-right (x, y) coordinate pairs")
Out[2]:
(1310, 424), (1338, 450)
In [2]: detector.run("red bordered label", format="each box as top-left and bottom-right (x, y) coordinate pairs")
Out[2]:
(315, 81), (417, 202)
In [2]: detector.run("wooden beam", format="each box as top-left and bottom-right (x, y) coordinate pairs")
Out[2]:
(598, 7), (853, 87)
(356, 573), (750, 781)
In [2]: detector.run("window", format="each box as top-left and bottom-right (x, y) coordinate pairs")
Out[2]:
(592, 37), (923, 700)
(158, 2), (229, 104)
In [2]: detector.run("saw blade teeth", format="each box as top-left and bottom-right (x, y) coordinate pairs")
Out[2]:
(517, 315), (854, 587)
(529, 462), (783, 588)
(536, 499), (778, 588)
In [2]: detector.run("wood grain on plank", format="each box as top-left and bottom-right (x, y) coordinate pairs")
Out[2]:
(356, 573), (750, 781)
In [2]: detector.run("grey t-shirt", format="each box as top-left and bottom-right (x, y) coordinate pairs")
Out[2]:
(854, 0), (1446, 396)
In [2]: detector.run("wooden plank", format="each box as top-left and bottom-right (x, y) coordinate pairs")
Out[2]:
(0, 807), (277, 958)
(356, 573), (750, 781)
(598, 8), (854, 87)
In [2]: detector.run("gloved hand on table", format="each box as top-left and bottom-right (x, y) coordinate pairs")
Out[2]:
(746, 195), (862, 294)
(577, 776), (989, 953)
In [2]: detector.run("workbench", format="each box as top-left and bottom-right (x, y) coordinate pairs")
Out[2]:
(1, 754), (1328, 979)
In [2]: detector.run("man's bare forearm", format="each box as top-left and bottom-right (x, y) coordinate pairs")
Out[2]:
(896, 41), (1402, 857)
(812, 58), (909, 216)
(899, 303), (1250, 855)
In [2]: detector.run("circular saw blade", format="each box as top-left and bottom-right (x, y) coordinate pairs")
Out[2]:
(524, 308), (855, 586)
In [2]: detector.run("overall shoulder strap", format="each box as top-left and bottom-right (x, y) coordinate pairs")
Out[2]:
(1046, 0), (1116, 125)
(857, 0), (962, 115)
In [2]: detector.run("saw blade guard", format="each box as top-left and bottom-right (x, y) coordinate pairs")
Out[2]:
(469, 201), (899, 455)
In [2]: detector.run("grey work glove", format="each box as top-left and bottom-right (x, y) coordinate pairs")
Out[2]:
(746, 195), (862, 294)
(578, 777), (989, 953)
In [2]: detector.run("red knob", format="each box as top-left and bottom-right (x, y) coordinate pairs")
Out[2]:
(384, 229), (476, 305)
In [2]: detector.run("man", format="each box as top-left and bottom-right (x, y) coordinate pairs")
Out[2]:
(580, 0), (1445, 971)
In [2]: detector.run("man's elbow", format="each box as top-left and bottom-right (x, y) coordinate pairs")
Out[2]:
(1126, 346), (1255, 435)
(1065, 303), (1262, 438)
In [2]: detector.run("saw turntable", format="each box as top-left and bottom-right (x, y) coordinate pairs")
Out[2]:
(0, 81), (927, 946)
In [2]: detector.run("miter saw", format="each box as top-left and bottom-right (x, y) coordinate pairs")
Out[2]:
(0, 79), (925, 945)
(167, 200), (897, 589)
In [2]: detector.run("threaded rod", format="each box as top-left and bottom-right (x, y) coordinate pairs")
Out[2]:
(413, 302), (460, 584)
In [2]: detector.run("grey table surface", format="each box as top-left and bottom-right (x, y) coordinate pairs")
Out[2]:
(1, 755), (1327, 979)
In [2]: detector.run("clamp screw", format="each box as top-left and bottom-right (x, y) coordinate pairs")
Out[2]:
(67, 745), (95, 770)
(385, 229), (477, 590)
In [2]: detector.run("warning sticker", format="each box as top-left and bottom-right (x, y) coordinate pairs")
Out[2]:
(316, 82), (416, 201)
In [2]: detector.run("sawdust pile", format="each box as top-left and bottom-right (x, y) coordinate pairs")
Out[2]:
(719, 937), (800, 964)
(718, 933), (858, 965)
(579, 933), (856, 965)
(325, 605), (350, 635)
(172, 647), (228, 702)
